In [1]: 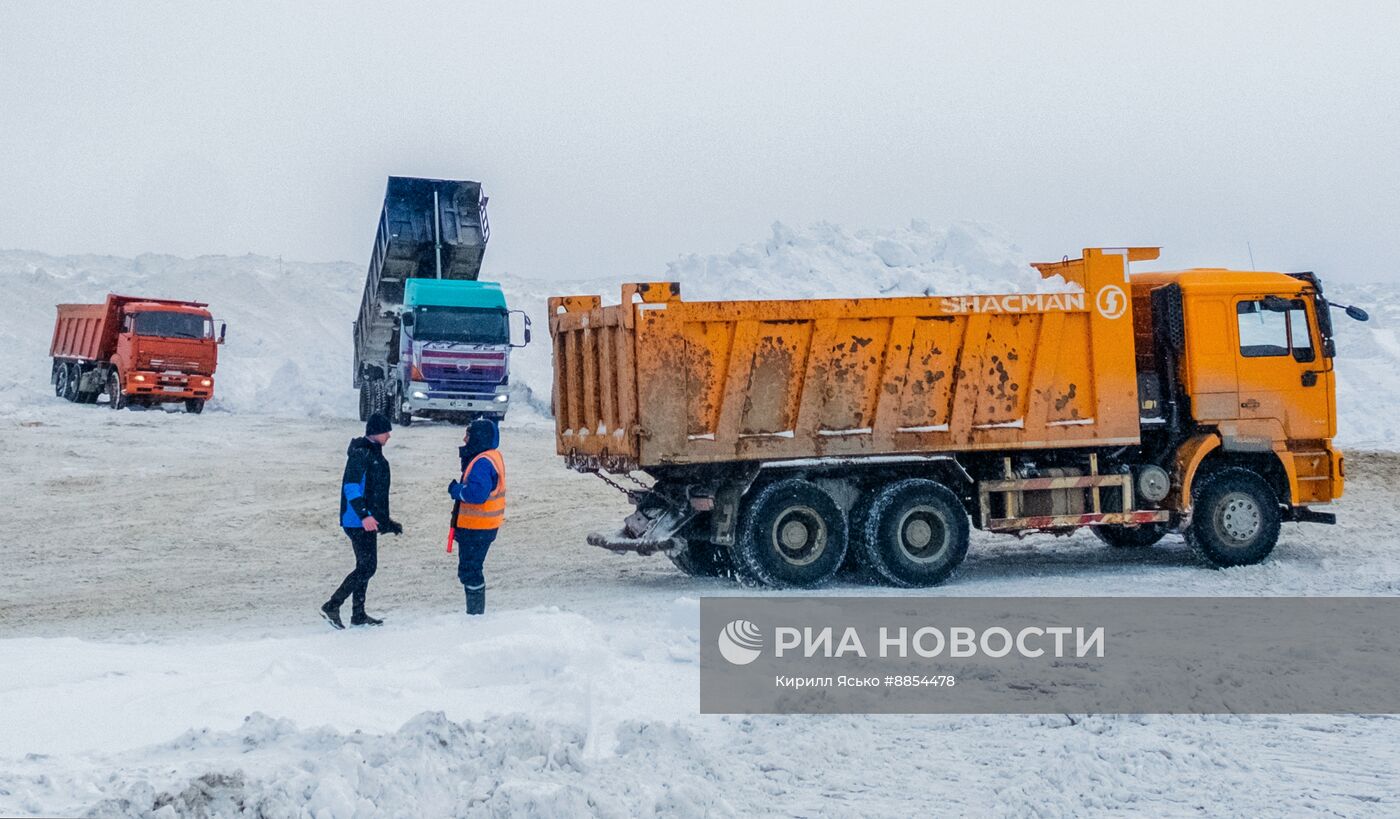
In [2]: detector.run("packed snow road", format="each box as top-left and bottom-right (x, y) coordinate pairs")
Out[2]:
(4, 407), (1400, 816)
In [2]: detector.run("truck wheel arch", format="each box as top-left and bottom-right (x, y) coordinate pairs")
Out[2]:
(1180, 435), (1294, 509)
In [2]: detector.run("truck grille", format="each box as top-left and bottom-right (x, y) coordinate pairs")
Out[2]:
(419, 349), (505, 387)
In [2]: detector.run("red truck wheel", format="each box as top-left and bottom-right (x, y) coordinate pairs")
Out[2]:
(107, 371), (128, 410)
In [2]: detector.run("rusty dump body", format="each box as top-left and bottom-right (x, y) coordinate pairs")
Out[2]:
(550, 246), (1353, 589)
(552, 248), (1146, 473)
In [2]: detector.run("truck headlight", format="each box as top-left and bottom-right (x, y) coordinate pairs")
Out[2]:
(134, 375), (145, 382)
(494, 394), (509, 403)
(200, 379), (212, 387)
(411, 390), (427, 399)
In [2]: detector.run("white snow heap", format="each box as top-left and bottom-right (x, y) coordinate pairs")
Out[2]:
(666, 220), (1071, 301)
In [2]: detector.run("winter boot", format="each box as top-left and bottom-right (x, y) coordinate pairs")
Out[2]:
(351, 611), (384, 627)
(465, 585), (486, 616)
(320, 601), (345, 630)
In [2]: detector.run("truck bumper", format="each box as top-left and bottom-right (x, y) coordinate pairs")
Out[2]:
(406, 382), (509, 415)
(127, 371), (213, 401)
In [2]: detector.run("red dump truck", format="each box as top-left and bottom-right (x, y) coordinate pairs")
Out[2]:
(50, 294), (226, 412)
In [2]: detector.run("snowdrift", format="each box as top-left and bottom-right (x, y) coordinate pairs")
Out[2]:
(2, 222), (1396, 447)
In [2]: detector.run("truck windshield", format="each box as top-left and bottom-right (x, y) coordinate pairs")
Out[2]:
(411, 306), (508, 344)
(133, 311), (210, 339)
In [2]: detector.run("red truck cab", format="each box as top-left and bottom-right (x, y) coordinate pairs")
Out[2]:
(50, 294), (226, 413)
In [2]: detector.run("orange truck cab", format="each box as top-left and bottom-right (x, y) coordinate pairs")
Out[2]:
(549, 247), (1370, 589)
(50, 294), (227, 413)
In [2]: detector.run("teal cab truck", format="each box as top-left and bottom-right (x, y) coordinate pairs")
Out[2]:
(353, 176), (530, 425)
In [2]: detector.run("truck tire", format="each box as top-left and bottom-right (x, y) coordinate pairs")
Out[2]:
(108, 370), (128, 410)
(1186, 467), (1281, 568)
(358, 386), (370, 422)
(57, 363), (78, 402)
(857, 479), (969, 587)
(390, 386), (413, 426)
(667, 539), (732, 578)
(184, 398), (205, 414)
(732, 478), (847, 588)
(1093, 523), (1167, 549)
(52, 361), (64, 397)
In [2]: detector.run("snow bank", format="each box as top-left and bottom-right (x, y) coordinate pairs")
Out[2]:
(4, 601), (1399, 816)
(666, 220), (1066, 300)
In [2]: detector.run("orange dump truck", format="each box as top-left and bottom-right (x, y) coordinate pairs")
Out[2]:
(550, 247), (1370, 588)
(50, 294), (226, 413)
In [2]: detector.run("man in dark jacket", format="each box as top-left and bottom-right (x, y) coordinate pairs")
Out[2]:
(321, 413), (403, 629)
(447, 418), (505, 615)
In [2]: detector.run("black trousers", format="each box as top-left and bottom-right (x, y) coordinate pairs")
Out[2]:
(328, 527), (378, 615)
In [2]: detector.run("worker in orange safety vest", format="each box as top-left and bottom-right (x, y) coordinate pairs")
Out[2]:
(446, 418), (505, 615)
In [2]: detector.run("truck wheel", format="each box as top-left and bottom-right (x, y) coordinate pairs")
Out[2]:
(1186, 467), (1281, 568)
(667, 539), (732, 578)
(1093, 523), (1167, 549)
(184, 399), (205, 414)
(390, 386), (413, 426)
(358, 386), (370, 422)
(107, 371), (128, 410)
(732, 479), (847, 588)
(858, 479), (969, 587)
(57, 363), (78, 401)
(52, 362), (64, 397)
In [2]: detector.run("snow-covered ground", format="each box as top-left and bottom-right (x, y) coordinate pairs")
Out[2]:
(4, 224), (1400, 816)
(4, 412), (1400, 816)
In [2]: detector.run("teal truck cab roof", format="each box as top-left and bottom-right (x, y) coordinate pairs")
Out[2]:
(404, 279), (507, 310)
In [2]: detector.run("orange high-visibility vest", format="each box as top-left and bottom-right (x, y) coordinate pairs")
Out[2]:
(455, 449), (506, 530)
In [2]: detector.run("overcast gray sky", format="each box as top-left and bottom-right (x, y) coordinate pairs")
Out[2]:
(2, 1), (1397, 281)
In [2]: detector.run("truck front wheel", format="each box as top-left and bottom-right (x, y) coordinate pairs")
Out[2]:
(857, 479), (969, 587)
(358, 386), (371, 422)
(732, 479), (847, 588)
(107, 371), (128, 410)
(1187, 467), (1281, 568)
(184, 399), (205, 414)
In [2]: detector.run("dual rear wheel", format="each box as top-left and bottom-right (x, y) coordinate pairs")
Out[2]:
(728, 477), (970, 589)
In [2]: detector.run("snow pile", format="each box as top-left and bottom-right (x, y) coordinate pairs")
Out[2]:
(4, 601), (1399, 815)
(0, 251), (362, 417)
(666, 220), (1065, 300)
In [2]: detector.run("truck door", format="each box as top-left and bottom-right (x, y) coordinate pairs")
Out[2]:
(1233, 297), (1331, 440)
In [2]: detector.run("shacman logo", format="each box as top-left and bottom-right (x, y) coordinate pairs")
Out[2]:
(1096, 285), (1127, 320)
(718, 619), (764, 665)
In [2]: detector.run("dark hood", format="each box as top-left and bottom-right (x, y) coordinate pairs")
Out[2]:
(348, 436), (382, 456)
(459, 418), (500, 467)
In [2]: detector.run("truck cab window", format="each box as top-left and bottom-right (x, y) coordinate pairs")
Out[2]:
(1237, 301), (1289, 357)
(132, 311), (209, 339)
(1289, 303), (1315, 363)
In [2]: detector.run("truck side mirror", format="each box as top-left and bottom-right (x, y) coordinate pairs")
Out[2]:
(1346, 305), (1369, 322)
(401, 312), (415, 328)
(219, 323), (228, 344)
(510, 310), (532, 347)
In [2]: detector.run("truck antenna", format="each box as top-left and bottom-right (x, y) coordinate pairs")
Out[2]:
(1247, 241), (1256, 271)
